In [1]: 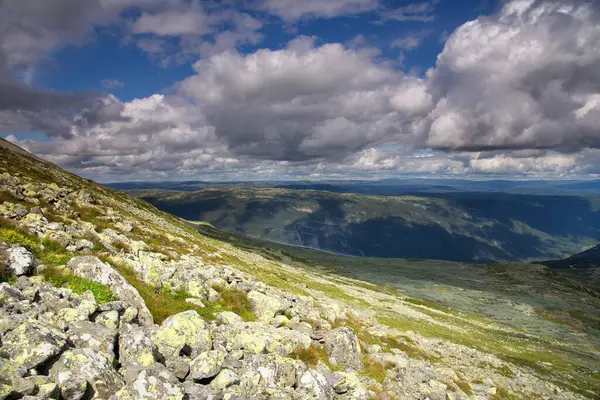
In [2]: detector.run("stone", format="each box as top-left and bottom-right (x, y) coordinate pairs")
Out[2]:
(323, 327), (363, 370)
(50, 349), (123, 399)
(112, 364), (183, 400)
(153, 310), (212, 361)
(7, 247), (34, 276)
(0, 282), (25, 304)
(67, 320), (117, 361)
(119, 323), (155, 368)
(247, 290), (286, 321)
(181, 382), (219, 400)
(66, 257), (153, 325)
(189, 350), (226, 381)
(37, 382), (59, 399)
(210, 369), (239, 391)
(216, 311), (242, 325)
(95, 310), (120, 329)
(1, 318), (68, 370)
(55, 371), (88, 400)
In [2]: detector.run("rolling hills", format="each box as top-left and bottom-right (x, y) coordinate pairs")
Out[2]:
(130, 187), (600, 263)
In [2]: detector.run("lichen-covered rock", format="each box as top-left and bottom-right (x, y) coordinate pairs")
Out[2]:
(95, 310), (120, 329)
(323, 327), (363, 370)
(181, 382), (219, 400)
(49, 348), (124, 399)
(248, 290), (286, 321)
(66, 256), (153, 325)
(297, 369), (330, 398)
(7, 247), (34, 276)
(111, 364), (183, 400)
(67, 320), (117, 361)
(153, 310), (212, 361)
(189, 350), (226, 381)
(210, 369), (239, 391)
(1, 318), (68, 370)
(216, 311), (242, 325)
(0, 282), (25, 305)
(55, 371), (88, 400)
(119, 323), (156, 368)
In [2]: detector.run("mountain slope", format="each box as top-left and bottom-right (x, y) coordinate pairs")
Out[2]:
(131, 187), (600, 263)
(1, 138), (599, 399)
(542, 243), (600, 269)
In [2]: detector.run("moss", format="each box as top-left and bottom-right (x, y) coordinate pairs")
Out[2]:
(42, 267), (115, 303)
(0, 224), (72, 267)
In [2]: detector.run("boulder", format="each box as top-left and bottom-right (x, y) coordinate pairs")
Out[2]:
(111, 364), (183, 400)
(189, 350), (226, 381)
(118, 323), (156, 368)
(152, 311), (212, 362)
(66, 257), (153, 325)
(247, 290), (286, 321)
(50, 348), (123, 399)
(323, 327), (363, 370)
(1, 318), (68, 370)
(67, 320), (117, 361)
(210, 369), (239, 391)
(7, 247), (34, 276)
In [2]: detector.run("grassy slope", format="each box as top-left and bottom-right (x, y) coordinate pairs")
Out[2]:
(132, 187), (600, 263)
(1, 139), (600, 398)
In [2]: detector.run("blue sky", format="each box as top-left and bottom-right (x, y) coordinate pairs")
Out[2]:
(2, 0), (600, 182)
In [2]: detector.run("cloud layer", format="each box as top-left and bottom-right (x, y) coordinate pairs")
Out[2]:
(3, 0), (600, 181)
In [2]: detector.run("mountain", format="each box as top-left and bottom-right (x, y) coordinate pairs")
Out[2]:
(130, 187), (600, 263)
(1, 138), (599, 399)
(542, 243), (600, 269)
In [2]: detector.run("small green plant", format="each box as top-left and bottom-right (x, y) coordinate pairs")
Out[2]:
(42, 267), (114, 303)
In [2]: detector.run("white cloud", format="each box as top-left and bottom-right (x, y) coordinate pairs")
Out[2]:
(259, 0), (379, 21)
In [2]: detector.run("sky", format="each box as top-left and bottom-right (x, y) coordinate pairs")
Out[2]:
(2, 0), (600, 182)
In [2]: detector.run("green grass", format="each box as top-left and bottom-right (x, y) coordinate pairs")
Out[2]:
(213, 285), (257, 322)
(362, 356), (392, 383)
(42, 267), (115, 303)
(0, 221), (72, 267)
(290, 344), (331, 367)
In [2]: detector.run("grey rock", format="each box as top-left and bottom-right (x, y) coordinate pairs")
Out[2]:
(111, 364), (183, 400)
(50, 349), (124, 399)
(153, 310), (212, 362)
(323, 327), (363, 370)
(119, 323), (156, 368)
(67, 320), (117, 361)
(189, 350), (226, 382)
(66, 257), (153, 325)
(7, 247), (34, 276)
(1, 318), (68, 370)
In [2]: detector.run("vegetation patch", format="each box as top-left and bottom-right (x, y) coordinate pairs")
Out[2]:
(42, 266), (115, 303)
(213, 285), (257, 322)
(362, 356), (391, 383)
(290, 344), (330, 367)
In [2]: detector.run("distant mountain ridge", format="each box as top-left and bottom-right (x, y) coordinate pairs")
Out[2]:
(130, 187), (600, 263)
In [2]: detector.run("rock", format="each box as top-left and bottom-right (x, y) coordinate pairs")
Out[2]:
(0, 384), (13, 400)
(55, 371), (88, 400)
(210, 369), (239, 391)
(189, 350), (226, 381)
(181, 382), (219, 400)
(185, 298), (205, 308)
(7, 247), (34, 276)
(50, 349), (123, 399)
(0, 282), (25, 304)
(67, 320), (117, 361)
(323, 327), (363, 370)
(37, 382), (59, 399)
(66, 257), (153, 325)
(153, 311), (212, 361)
(112, 364), (183, 400)
(271, 315), (290, 328)
(75, 239), (94, 251)
(119, 323), (155, 368)
(216, 311), (242, 325)
(1, 318), (68, 370)
(95, 310), (120, 329)
(298, 369), (330, 398)
(247, 290), (286, 321)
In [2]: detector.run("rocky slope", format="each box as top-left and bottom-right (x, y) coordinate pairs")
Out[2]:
(0, 137), (599, 400)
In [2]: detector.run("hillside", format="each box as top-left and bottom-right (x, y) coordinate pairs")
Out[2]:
(542, 244), (600, 269)
(131, 187), (600, 263)
(1, 138), (599, 399)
